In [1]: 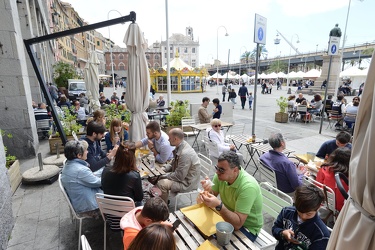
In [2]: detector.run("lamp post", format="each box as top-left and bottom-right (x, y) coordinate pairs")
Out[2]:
(239, 46), (247, 84)
(107, 9), (122, 92)
(216, 26), (229, 95)
(286, 34), (300, 89)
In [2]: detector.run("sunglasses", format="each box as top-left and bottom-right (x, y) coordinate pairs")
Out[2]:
(214, 124), (222, 128)
(214, 165), (226, 174)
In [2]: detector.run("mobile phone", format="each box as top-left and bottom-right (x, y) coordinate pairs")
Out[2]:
(290, 236), (301, 244)
(172, 219), (181, 231)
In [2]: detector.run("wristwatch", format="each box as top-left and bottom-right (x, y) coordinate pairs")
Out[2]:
(215, 202), (223, 211)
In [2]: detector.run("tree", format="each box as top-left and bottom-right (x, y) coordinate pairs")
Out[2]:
(241, 51), (252, 64)
(250, 45), (268, 60)
(267, 60), (288, 73)
(53, 61), (78, 88)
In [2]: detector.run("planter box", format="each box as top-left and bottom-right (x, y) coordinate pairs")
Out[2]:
(8, 160), (21, 195)
(275, 112), (288, 123)
(49, 135), (76, 154)
(161, 125), (180, 134)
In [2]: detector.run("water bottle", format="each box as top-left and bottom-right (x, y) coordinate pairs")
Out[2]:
(149, 155), (155, 170)
(136, 154), (142, 170)
(115, 132), (120, 145)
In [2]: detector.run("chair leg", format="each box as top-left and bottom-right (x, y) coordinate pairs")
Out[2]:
(104, 222), (107, 250)
(78, 219), (82, 250)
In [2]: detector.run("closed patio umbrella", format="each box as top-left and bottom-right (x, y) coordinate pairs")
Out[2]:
(327, 51), (375, 249)
(84, 51), (100, 112)
(123, 23), (149, 142)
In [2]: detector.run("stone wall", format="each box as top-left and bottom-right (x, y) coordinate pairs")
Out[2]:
(0, 134), (14, 250)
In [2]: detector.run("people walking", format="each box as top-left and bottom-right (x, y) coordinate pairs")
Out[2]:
(248, 92), (254, 110)
(229, 89), (237, 109)
(222, 83), (227, 102)
(238, 83), (249, 109)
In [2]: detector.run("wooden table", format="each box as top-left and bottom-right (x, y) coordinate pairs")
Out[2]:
(249, 143), (295, 175)
(147, 111), (169, 124)
(169, 211), (260, 250)
(294, 154), (323, 176)
(228, 134), (263, 172)
(190, 121), (233, 150)
(138, 155), (166, 179)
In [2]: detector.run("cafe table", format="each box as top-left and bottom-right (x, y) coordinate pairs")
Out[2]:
(190, 121), (233, 150)
(137, 153), (166, 179)
(249, 143), (295, 175)
(147, 111), (169, 125)
(169, 205), (260, 250)
(294, 154), (323, 176)
(228, 134), (263, 171)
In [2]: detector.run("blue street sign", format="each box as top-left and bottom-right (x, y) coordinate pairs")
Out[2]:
(254, 14), (267, 44)
(331, 44), (337, 54)
(258, 27), (264, 41)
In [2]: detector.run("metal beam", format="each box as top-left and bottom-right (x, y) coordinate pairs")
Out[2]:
(24, 11), (136, 145)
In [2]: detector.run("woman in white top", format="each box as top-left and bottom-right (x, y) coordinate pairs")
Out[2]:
(206, 119), (236, 158)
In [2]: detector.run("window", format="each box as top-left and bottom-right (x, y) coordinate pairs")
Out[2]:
(119, 63), (125, 70)
(119, 54), (124, 60)
(112, 54), (116, 60)
(170, 46), (173, 51)
(192, 48), (196, 53)
(164, 53), (167, 58)
(146, 55), (150, 59)
(192, 60), (196, 67)
(184, 47), (188, 53)
(96, 41), (100, 46)
(154, 55), (159, 60)
(170, 53), (173, 58)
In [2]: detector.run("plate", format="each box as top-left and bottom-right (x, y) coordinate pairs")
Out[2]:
(180, 203), (224, 236)
(197, 240), (219, 250)
(140, 171), (149, 178)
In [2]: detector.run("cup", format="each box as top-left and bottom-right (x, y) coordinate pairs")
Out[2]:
(216, 221), (234, 246)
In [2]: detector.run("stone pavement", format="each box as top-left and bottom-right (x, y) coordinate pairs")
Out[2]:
(7, 85), (339, 250)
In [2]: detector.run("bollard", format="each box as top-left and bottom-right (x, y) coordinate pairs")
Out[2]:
(287, 88), (291, 94)
(38, 153), (43, 171)
(56, 143), (60, 159)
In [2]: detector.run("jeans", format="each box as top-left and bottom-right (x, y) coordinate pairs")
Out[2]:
(240, 97), (246, 109)
(222, 92), (226, 102)
(240, 227), (258, 242)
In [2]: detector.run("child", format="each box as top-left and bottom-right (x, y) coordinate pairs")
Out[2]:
(272, 185), (330, 250)
(248, 92), (254, 110)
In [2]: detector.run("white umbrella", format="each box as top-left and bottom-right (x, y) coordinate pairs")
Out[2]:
(327, 51), (375, 249)
(266, 72), (278, 79)
(277, 72), (286, 78)
(304, 69), (321, 78)
(340, 67), (367, 77)
(84, 51), (100, 112)
(123, 23), (149, 142)
(211, 72), (222, 79)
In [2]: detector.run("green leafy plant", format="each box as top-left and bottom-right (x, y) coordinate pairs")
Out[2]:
(166, 100), (190, 126)
(53, 61), (79, 88)
(104, 104), (131, 129)
(276, 96), (288, 113)
(54, 108), (83, 136)
(1, 130), (16, 168)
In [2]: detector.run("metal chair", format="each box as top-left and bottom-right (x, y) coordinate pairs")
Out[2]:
(81, 235), (92, 250)
(224, 122), (245, 142)
(287, 104), (296, 121)
(326, 110), (343, 129)
(258, 160), (278, 189)
(95, 194), (135, 250)
(58, 174), (88, 250)
(181, 117), (196, 138)
(174, 153), (211, 211)
(296, 105), (309, 123)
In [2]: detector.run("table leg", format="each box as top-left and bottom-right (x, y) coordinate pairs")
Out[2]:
(191, 130), (200, 151)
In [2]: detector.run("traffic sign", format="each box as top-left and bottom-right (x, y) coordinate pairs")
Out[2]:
(328, 36), (340, 56)
(254, 14), (267, 44)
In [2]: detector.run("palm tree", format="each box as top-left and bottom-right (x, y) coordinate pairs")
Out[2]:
(250, 45), (268, 60)
(240, 51), (252, 64)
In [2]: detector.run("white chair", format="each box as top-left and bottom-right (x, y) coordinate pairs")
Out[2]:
(100, 137), (107, 153)
(181, 117), (196, 138)
(225, 123), (245, 142)
(174, 153), (211, 211)
(203, 136), (219, 167)
(95, 193), (135, 250)
(302, 176), (336, 223)
(81, 235), (92, 250)
(254, 182), (293, 250)
(58, 174), (88, 250)
(296, 105), (309, 123)
(258, 160), (278, 189)
(192, 114), (200, 124)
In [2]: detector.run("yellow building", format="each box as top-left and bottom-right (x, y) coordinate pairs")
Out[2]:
(150, 52), (207, 93)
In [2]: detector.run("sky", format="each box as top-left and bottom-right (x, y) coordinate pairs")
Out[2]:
(65, 0), (374, 67)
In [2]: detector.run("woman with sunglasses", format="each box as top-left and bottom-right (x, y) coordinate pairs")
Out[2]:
(206, 119), (236, 160)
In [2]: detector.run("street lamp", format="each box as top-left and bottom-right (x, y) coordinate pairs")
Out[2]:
(216, 26), (229, 95)
(107, 9), (122, 92)
(239, 46), (247, 83)
(286, 34), (300, 88)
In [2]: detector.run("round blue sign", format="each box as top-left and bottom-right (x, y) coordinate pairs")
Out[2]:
(331, 44), (337, 54)
(258, 28), (264, 41)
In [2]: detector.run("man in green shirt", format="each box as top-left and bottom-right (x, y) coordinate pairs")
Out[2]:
(199, 151), (263, 242)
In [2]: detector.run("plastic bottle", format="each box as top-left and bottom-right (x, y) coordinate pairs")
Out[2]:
(149, 154), (155, 170)
(115, 132), (120, 145)
(136, 154), (142, 170)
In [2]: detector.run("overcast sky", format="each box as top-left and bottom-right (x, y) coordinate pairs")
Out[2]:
(65, 0), (374, 67)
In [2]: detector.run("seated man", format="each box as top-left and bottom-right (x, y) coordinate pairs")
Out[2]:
(272, 185), (330, 250)
(60, 140), (102, 218)
(120, 197), (170, 250)
(344, 96), (360, 129)
(72, 100), (87, 126)
(135, 121), (174, 164)
(34, 102), (52, 137)
(82, 121), (118, 172)
(316, 131), (352, 159)
(199, 151), (263, 242)
(260, 133), (302, 194)
(157, 128), (200, 205)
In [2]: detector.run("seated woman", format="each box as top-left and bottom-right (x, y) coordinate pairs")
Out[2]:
(309, 94), (323, 116)
(101, 141), (143, 230)
(316, 147), (350, 212)
(287, 95), (296, 117)
(86, 109), (106, 126)
(206, 119), (239, 167)
(105, 118), (129, 152)
(57, 94), (71, 109)
(60, 140), (102, 218)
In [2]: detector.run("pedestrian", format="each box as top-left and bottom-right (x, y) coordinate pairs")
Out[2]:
(248, 92), (254, 110)
(222, 83), (227, 102)
(212, 98), (222, 119)
(227, 82), (232, 102)
(238, 82), (249, 109)
(99, 80), (104, 94)
(229, 89), (237, 109)
(48, 83), (59, 103)
(269, 83), (273, 94)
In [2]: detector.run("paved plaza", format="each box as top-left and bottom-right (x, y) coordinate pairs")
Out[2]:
(7, 85), (340, 250)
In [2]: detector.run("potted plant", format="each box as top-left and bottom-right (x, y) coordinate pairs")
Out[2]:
(165, 100), (190, 132)
(49, 108), (84, 154)
(275, 96), (289, 123)
(1, 130), (21, 194)
(104, 103), (131, 129)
